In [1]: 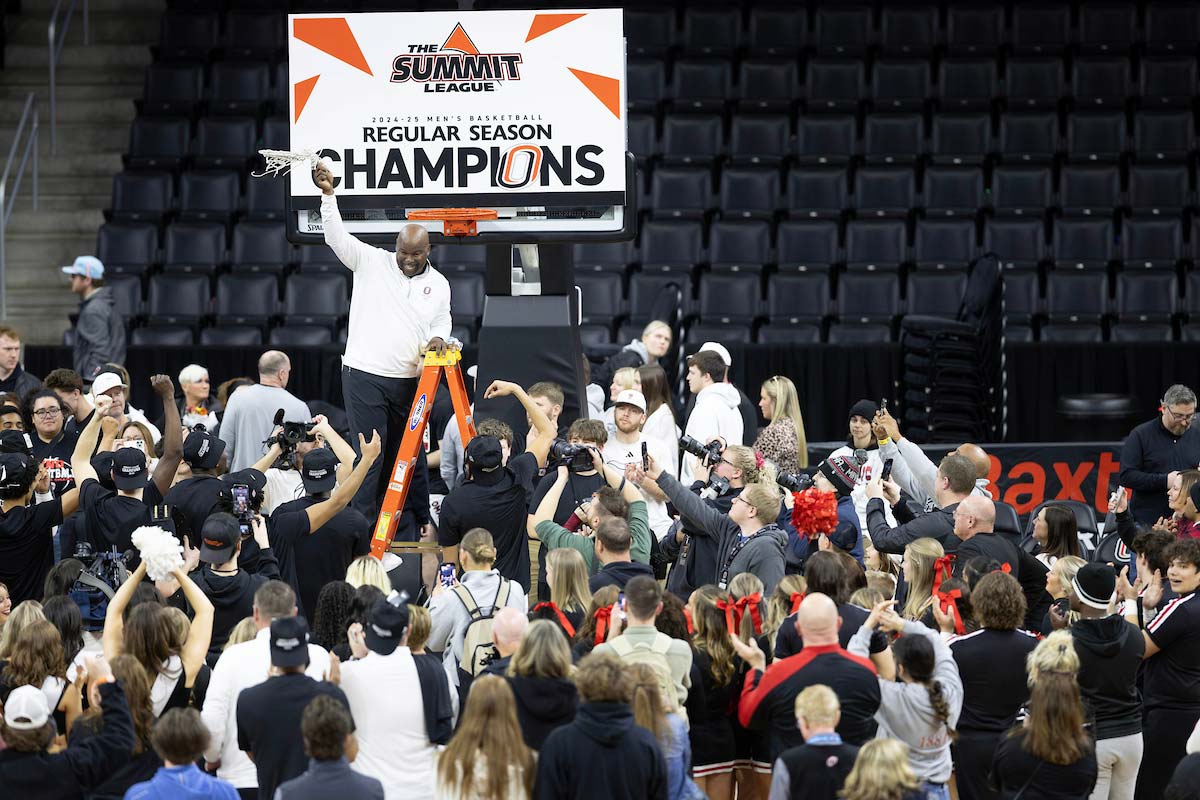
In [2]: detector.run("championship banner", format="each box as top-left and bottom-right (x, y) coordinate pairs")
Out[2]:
(812, 442), (1125, 522)
(287, 8), (627, 210)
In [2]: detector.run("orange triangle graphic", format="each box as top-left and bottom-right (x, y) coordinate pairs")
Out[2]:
(293, 75), (320, 123)
(526, 12), (586, 42)
(441, 23), (479, 55)
(568, 67), (621, 120)
(293, 17), (373, 76)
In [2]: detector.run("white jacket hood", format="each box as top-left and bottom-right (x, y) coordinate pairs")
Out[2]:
(698, 382), (742, 409)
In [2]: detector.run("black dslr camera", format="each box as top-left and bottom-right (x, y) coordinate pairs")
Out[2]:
(778, 472), (814, 493)
(549, 439), (598, 472)
(679, 435), (724, 467)
(263, 409), (317, 469)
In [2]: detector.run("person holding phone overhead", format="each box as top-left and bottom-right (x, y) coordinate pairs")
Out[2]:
(600, 389), (673, 541)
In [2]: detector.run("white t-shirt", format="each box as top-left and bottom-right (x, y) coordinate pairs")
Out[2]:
(602, 434), (672, 539)
(263, 467), (305, 515)
(341, 647), (441, 800)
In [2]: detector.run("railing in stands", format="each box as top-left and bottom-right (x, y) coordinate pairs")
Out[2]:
(48, 0), (89, 154)
(0, 94), (41, 321)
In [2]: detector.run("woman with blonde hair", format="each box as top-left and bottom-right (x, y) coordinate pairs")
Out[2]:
(531, 548), (590, 636)
(765, 574), (808, 643)
(435, 675), (534, 800)
(506, 619), (578, 750)
(728, 572), (775, 798)
(992, 631), (1097, 796)
(841, 738), (924, 800)
(630, 663), (704, 800)
(0, 599), (43, 660)
(119, 420), (159, 465)
(0, 619), (81, 734)
(222, 617), (257, 651)
(1042, 554), (1087, 634)
(345, 554), (391, 594)
(901, 538), (946, 625)
(754, 375), (809, 473)
(688, 585), (739, 798)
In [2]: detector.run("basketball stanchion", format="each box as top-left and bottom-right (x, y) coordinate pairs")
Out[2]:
(370, 343), (475, 559)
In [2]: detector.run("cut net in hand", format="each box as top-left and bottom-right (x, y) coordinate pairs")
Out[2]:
(254, 149), (323, 178)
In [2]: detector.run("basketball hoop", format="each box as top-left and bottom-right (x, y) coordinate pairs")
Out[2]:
(406, 208), (499, 237)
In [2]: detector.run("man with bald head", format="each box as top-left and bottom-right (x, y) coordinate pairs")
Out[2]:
(952, 494), (1020, 578)
(221, 349), (312, 471)
(873, 409), (992, 510)
(315, 163), (451, 530)
(481, 606), (528, 679)
(733, 593), (881, 758)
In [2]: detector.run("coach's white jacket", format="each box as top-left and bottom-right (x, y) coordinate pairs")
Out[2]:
(322, 194), (453, 379)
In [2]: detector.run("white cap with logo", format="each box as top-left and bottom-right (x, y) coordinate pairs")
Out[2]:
(614, 389), (647, 413)
(696, 341), (732, 367)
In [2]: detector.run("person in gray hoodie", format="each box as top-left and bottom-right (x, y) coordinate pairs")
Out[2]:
(849, 599), (964, 800)
(648, 454), (786, 594)
(590, 320), (673, 398)
(62, 256), (126, 381)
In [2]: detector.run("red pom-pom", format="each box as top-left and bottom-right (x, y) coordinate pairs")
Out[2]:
(791, 488), (838, 537)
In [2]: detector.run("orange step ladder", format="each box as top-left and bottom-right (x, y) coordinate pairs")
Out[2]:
(370, 346), (475, 559)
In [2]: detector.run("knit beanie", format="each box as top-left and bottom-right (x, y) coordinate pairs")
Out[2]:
(848, 399), (879, 422)
(818, 455), (861, 497)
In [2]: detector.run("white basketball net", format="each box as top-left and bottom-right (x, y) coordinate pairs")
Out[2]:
(253, 149), (323, 178)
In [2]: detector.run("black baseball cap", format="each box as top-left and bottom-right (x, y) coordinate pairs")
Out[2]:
(199, 513), (239, 564)
(112, 447), (148, 490)
(269, 616), (311, 668)
(465, 435), (503, 471)
(0, 430), (32, 456)
(183, 430), (226, 470)
(0, 452), (34, 492)
(365, 596), (410, 655)
(300, 448), (338, 494)
(223, 469), (266, 492)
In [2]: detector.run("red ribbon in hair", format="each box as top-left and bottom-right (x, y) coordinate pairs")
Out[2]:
(718, 593), (765, 636)
(754, 450), (765, 470)
(997, 562), (1012, 574)
(791, 488), (838, 539)
(936, 588), (966, 636)
(533, 601), (576, 638)
(683, 607), (694, 635)
(593, 605), (612, 646)
(931, 554), (956, 596)
(789, 592), (806, 616)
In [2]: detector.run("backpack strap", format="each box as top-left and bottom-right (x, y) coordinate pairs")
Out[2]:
(650, 634), (673, 655)
(451, 583), (482, 620)
(608, 635), (633, 656)
(76, 571), (116, 600)
(492, 579), (512, 614)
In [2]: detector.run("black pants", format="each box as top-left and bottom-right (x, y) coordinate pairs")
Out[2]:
(342, 365), (429, 540)
(953, 729), (1002, 800)
(237, 790), (257, 800)
(1135, 706), (1200, 800)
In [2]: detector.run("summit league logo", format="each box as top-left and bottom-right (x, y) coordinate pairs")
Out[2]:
(390, 23), (522, 94)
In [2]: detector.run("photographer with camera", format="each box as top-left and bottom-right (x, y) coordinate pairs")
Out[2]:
(649, 447), (787, 594)
(251, 414), (358, 515)
(661, 441), (765, 600)
(220, 351), (311, 473)
(680, 350), (744, 486)
(437, 380), (556, 590)
(528, 449), (653, 581)
(71, 377), (183, 555)
(269, 431), (382, 621)
(784, 456), (865, 570)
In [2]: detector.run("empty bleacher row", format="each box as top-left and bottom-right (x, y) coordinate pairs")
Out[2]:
(97, 2), (1200, 346)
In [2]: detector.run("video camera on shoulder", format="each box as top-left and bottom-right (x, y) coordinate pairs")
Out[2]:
(548, 439), (597, 473)
(679, 434), (724, 467)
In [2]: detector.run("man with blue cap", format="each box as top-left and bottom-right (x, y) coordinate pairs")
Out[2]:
(62, 255), (125, 381)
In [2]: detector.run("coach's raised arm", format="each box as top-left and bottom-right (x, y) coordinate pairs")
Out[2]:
(313, 161), (451, 530)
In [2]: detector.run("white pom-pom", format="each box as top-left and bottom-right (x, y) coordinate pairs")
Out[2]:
(131, 525), (184, 581)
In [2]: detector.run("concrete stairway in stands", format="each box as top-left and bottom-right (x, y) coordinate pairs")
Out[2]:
(0, 0), (160, 345)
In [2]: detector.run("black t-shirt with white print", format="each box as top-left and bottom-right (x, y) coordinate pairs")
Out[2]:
(1144, 591), (1200, 711)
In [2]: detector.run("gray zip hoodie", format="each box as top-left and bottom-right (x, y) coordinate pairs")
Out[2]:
(656, 472), (787, 594)
(849, 620), (963, 784)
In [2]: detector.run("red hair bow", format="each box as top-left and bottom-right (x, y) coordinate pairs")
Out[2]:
(936, 588), (966, 636)
(533, 601), (576, 638)
(718, 593), (764, 636)
(593, 605), (613, 646)
(791, 488), (838, 539)
(789, 592), (806, 616)
(997, 562), (1012, 574)
(932, 554), (956, 595)
(754, 451), (766, 470)
(684, 607), (695, 635)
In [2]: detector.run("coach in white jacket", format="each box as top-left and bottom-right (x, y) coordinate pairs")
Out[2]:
(314, 162), (451, 526)
(680, 349), (744, 485)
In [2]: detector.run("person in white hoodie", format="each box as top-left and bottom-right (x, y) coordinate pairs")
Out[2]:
(680, 350), (744, 485)
(848, 599), (963, 800)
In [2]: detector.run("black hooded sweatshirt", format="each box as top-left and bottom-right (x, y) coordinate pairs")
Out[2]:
(588, 559), (656, 594)
(508, 674), (579, 750)
(179, 566), (268, 664)
(533, 701), (667, 800)
(1071, 615), (1146, 740)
